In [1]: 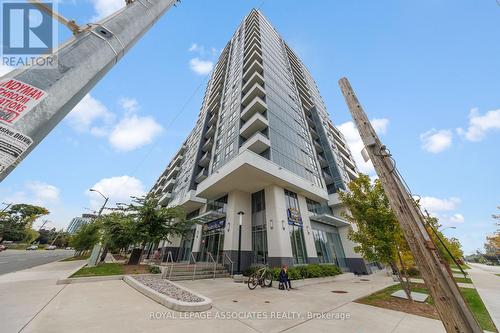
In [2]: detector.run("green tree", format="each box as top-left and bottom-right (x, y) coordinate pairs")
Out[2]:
(119, 195), (192, 265)
(0, 204), (49, 243)
(99, 212), (136, 252)
(339, 174), (413, 300)
(424, 215), (464, 264)
(69, 222), (100, 253)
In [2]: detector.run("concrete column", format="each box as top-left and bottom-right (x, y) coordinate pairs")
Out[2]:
(297, 195), (319, 264)
(264, 185), (293, 267)
(191, 204), (207, 260)
(223, 190), (252, 270)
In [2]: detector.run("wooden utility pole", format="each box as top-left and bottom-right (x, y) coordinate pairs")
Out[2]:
(338, 78), (482, 333)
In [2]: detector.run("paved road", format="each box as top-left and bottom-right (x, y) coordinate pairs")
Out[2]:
(0, 249), (74, 275)
(468, 263), (500, 331)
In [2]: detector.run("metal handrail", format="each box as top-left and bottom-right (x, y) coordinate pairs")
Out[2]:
(223, 253), (234, 276)
(162, 251), (174, 279)
(207, 252), (217, 279)
(190, 252), (197, 280)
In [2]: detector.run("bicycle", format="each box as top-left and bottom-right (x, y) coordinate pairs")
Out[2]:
(247, 264), (273, 290)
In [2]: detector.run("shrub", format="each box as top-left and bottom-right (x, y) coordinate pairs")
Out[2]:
(406, 266), (420, 277)
(271, 264), (341, 280)
(149, 266), (161, 274)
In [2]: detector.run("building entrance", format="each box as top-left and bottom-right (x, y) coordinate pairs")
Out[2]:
(199, 219), (225, 263)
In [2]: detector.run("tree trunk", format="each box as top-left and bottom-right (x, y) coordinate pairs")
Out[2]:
(397, 250), (413, 301)
(390, 261), (413, 301)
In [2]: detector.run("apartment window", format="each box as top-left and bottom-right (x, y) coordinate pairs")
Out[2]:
(224, 144), (234, 159)
(227, 125), (235, 138)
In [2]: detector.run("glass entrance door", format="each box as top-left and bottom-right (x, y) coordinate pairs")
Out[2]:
(200, 227), (225, 263)
(177, 229), (194, 262)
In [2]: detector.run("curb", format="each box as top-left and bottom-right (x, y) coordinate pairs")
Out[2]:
(123, 275), (212, 312)
(57, 274), (124, 285)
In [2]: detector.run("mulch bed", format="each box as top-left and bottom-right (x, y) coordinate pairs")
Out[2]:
(357, 297), (439, 320)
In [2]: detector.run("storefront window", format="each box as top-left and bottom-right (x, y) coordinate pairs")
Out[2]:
(311, 223), (347, 269)
(285, 189), (307, 264)
(252, 190), (267, 264)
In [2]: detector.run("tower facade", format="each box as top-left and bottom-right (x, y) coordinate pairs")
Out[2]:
(151, 9), (373, 274)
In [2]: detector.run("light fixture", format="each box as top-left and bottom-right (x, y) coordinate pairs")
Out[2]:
(281, 220), (285, 230)
(269, 219), (273, 229)
(227, 221), (231, 232)
(306, 225), (310, 234)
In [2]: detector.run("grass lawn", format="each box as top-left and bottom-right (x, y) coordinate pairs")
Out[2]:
(71, 263), (124, 277)
(451, 263), (471, 270)
(357, 283), (497, 332)
(454, 277), (473, 284)
(61, 254), (90, 261)
(70, 263), (156, 277)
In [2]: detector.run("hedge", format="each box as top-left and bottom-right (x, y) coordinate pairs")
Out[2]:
(243, 264), (341, 280)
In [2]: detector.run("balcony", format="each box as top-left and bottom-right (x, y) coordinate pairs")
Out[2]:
(201, 138), (213, 152)
(207, 95), (221, 113)
(241, 82), (265, 108)
(346, 166), (358, 180)
(198, 151), (211, 168)
(322, 171), (334, 185)
(195, 168), (208, 183)
(166, 166), (180, 180)
(243, 50), (263, 72)
(242, 71), (264, 95)
(340, 151), (356, 170)
(205, 125), (216, 139)
(158, 191), (172, 206)
(240, 132), (270, 154)
(245, 30), (260, 44)
(207, 112), (217, 126)
(170, 154), (183, 168)
(243, 43), (261, 62)
(314, 140), (323, 153)
(244, 35), (261, 51)
(309, 127), (319, 140)
(318, 154), (328, 168)
(302, 97), (314, 111)
(164, 178), (176, 191)
(240, 96), (267, 121)
(306, 116), (315, 128)
(240, 113), (269, 139)
(243, 60), (264, 82)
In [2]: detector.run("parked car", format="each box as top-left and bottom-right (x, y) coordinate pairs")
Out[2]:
(47, 245), (57, 250)
(26, 245), (38, 250)
(0, 244), (6, 252)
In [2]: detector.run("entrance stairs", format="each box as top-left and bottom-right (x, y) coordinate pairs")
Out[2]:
(161, 262), (230, 281)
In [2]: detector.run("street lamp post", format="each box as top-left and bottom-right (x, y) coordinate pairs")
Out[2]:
(88, 189), (109, 265)
(237, 211), (244, 274)
(439, 226), (457, 232)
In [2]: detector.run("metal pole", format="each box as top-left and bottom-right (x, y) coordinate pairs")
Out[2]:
(0, 0), (180, 182)
(338, 77), (481, 333)
(237, 211), (244, 274)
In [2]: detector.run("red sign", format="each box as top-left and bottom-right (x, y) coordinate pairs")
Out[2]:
(0, 78), (48, 124)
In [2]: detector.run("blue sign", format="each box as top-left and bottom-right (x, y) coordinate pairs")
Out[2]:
(287, 208), (302, 227)
(204, 219), (225, 232)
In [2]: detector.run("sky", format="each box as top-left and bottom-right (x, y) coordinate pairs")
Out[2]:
(0, 0), (499, 254)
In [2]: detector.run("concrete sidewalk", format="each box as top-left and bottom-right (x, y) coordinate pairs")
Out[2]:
(468, 263), (500, 331)
(0, 259), (85, 333)
(5, 266), (450, 333)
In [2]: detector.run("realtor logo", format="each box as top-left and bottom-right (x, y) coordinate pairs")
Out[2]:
(1, 1), (53, 54)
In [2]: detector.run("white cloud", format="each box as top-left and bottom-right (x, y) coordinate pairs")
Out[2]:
(189, 58), (214, 75)
(87, 176), (146, 210)
(68, 94), (114, 133)
(457, 108), (500, 142)
(109, 114), (163, 151)
(417, 196), (461, 213)
(0, 64), (14, 77)
(420, 129), (453, 153)
(25, 181), (60, 203)
(119, 97), (139, 114)
(417, 196), (465, 226)
(90, 0), (124, 21)
(337, 118), (389, 176)
(188, 43), (202, 53)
